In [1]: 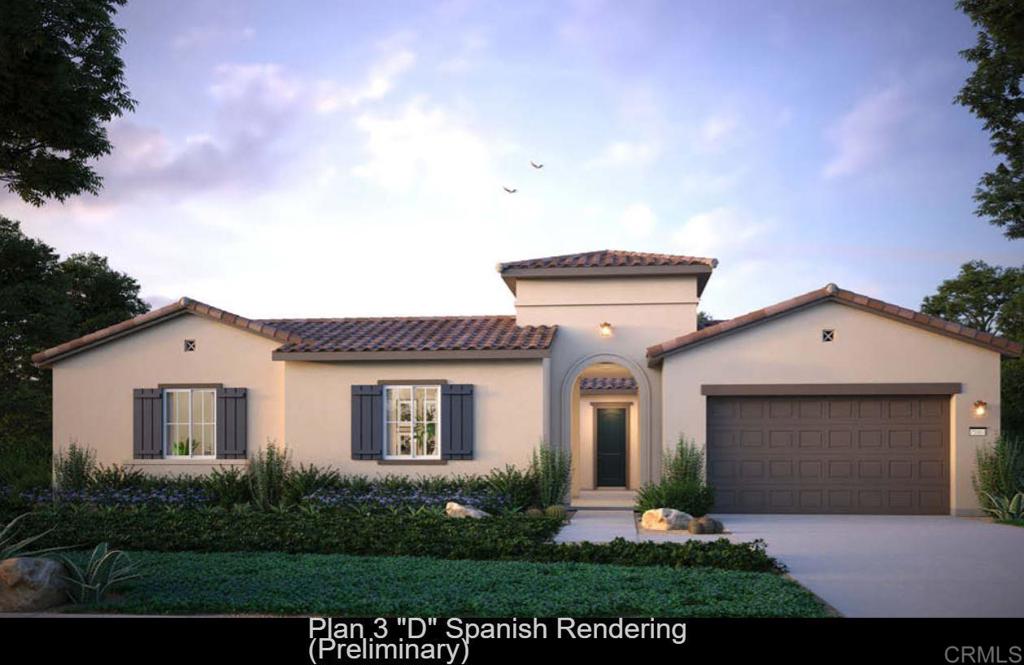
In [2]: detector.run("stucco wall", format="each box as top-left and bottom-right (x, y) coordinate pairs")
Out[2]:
(514, 275), (697, 486)
(660, 301), (1003, 515)
(282, 359), (546, 476)
(574, 394), (640, 491)
(51, 313), (284, 476)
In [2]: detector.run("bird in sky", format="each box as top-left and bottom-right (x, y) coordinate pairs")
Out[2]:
(503, 186), (517, 193)
(530, 160), (543, 169)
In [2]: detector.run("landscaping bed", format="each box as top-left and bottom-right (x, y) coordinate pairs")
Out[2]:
(63, 550), (828, 617)
(8, 506), (783, 572)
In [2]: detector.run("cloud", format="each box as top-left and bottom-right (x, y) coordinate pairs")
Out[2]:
(98, 64), (308, 199)
(671, 206), (771, 257)
(586, 141), (659, 169)
(822, 86), (911, 179)
(619, 203), (656, 237)
(172, 26), (255, 50)
(95, 49), (418, 201)
(314, 50), (416, 112)
(350, 100), (497, 197)
(678, 167), (745, 196)
(698, 113), (738, 148)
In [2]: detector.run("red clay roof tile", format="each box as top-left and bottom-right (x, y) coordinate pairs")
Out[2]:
(498, 249), (717, 271)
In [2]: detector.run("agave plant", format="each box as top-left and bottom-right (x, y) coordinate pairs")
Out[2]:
(0, 513), (66, 559)
(60, 543), (140, 604)
(983, 492), (1024, 521)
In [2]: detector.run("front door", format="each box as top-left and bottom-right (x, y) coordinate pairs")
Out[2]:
(595, 407), (627, 487)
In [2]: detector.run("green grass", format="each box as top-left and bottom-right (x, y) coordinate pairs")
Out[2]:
(71, 550), (828, 617)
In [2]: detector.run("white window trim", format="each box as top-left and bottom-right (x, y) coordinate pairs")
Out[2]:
(163, 388), (217, 459)
(383, 384), (442, 460)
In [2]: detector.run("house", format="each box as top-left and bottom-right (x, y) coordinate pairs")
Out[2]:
(32, 250), (1022, 516)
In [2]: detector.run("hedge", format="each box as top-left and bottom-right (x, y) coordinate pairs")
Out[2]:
(8, 506), (783, 573)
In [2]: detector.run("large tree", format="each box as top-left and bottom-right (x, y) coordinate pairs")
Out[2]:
(955, 0), (1024, 240)
(922, 259), (1024, 434)
(0, 217), (147, 483)
(0, 0), (135, 206)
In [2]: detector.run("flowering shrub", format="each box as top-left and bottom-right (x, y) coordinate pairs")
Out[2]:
(19, 486), (210, 509)
(305, 486), (505, 513)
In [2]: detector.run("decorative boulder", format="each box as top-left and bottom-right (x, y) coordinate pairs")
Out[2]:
(0, 557), (67, 613)
(697, 516), (724, 534)
(445, 502), (490, 519)
(688, 516), (724, 534)
(640, 508), (692, 531)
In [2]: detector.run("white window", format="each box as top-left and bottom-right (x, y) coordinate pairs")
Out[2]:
(384, 385), (441, 459)
(164, 388), (216, 458)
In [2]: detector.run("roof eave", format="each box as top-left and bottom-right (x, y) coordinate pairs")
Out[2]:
(499, 264), (715, 296)
(32, 297), (310, 368)
(647, 292), (1023, 366)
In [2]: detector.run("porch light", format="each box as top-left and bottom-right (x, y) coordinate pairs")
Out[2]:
(973, 400), (987, 417)
(598, 322), (613, 337)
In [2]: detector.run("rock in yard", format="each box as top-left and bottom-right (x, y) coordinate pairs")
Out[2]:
(640, 508), (692, 531)
(687, 518), (706, 534)
(697, 516), (724, 534)
(0, 557), (67, 613)
(445, 502), (490, 519)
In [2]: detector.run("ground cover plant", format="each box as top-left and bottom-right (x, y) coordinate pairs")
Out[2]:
(63, 550), (828, 617)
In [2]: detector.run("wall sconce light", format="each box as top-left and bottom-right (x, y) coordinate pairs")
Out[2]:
(598, 322), (613, 337)
(973, 400), (987, 417)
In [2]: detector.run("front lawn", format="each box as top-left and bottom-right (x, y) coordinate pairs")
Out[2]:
(72, 550), (829, 617)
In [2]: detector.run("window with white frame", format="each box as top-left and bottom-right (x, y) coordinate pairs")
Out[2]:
(164, 388), (216, 458)
(384, 385), (441, 459)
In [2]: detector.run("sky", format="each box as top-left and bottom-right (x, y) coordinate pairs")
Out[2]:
(3, 0), (1022, 320)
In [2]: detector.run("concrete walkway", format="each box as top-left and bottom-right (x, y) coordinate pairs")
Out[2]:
(558, 510), (1024, 617)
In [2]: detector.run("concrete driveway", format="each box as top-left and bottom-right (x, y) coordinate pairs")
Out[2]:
(558, 511), (1024, 617)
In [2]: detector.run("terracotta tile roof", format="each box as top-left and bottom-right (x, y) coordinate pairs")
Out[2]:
(579, 377), (637, 392)
(499, 249), (717, 271)
(647, 283), (1024, 364)
(267, 316), (556, 354)
(32, 297), (310, 367)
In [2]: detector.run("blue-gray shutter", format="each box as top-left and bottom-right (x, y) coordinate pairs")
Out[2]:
(216, 387), (248, 459)
(441, 384), (474, 460)
(351, 385), (384, 459)
(132, 388), (163, 459)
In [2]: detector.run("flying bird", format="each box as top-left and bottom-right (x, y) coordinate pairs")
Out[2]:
(503, 186), (517, 193)
(530, 161), (543, 169)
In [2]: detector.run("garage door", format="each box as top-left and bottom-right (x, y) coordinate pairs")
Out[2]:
(707, 395), (949, 514)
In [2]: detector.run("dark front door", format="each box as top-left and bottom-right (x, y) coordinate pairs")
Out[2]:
(596, 407), (627, 487)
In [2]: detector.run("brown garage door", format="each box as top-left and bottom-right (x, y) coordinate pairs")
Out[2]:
(707, 395), (949, 514)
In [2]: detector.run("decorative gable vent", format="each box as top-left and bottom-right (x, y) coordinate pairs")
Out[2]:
(821, 329), (835, 343)
(184, 339), (196, 352)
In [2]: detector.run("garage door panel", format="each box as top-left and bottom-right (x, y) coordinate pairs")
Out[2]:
(707, 395), (949, 515)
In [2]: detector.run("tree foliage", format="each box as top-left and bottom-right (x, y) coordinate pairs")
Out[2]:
(0, 217), (147, 453)
(0, 0), (135, 205)
(955, 0), (1024, 239)
(922, 259), (1024, 434)
(921, 260), (1023, 339)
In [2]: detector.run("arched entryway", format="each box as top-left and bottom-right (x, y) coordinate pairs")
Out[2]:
(557, 353), (653, 501)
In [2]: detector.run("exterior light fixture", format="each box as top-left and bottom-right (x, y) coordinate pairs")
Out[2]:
(973, 400), (987, 417)
(598, 322), (613, 337)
